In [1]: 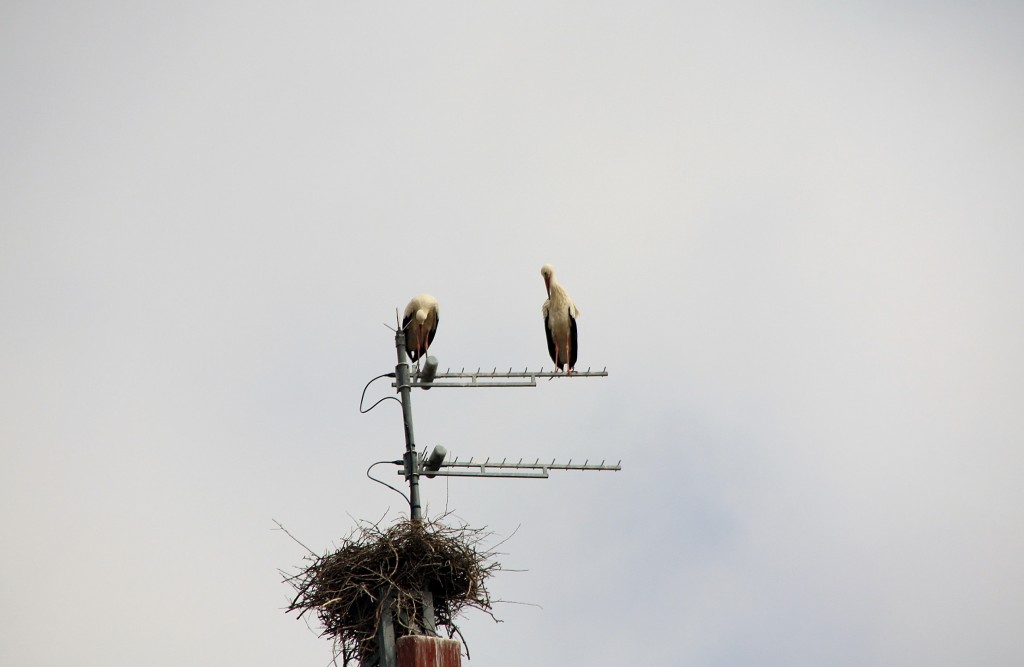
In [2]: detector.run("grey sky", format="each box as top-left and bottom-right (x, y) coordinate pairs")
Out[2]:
(2, 2), (1023, 665)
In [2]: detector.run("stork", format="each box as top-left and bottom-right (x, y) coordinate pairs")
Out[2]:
(402, 293), (439, 367)
(541, 264), (579, 373)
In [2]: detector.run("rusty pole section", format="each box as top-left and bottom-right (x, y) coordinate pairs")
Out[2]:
(397, 636), (461, 667)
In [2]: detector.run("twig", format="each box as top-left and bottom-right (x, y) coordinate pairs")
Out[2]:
(273, 518), (317, 556)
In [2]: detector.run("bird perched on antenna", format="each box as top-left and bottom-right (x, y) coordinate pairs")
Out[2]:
(541, 264), (579, 374)
(402, 293), (439, 366)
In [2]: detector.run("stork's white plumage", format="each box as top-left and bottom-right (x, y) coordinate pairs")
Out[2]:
(402, 293), (440, 363)
(541, 264), (579, 373)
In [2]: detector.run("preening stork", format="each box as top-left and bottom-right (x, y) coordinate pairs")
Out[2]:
(541, 264), (580, 373)
(402, 293), (440, 365)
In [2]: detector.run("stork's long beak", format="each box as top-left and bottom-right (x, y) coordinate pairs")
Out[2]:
(544, 276), (551, 296)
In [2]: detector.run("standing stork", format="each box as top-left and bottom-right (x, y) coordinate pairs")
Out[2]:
(541, 264), (579, 373)
(402, 293), (440, 367)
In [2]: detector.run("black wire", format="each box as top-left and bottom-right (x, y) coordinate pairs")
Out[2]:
(366, 460), (408, 506)
(359, 372), (399, 413)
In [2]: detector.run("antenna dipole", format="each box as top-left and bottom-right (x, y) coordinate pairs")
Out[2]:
(400, 366), (608, 389)
(404, 457), (623, 479)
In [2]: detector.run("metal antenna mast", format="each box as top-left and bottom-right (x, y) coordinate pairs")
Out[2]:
(390, 329), (618, 504)
(393, 329), (424, 521)
(372, 326), (618, 667)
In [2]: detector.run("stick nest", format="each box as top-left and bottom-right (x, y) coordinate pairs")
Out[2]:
(284, 516), (500, 664)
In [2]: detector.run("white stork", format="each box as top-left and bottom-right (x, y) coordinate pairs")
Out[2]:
(402, 293), (440, 365)
(541, 264), (579, 373)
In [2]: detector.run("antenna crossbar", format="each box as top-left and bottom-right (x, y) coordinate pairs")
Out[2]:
(399, 456), (622, 479)
(422, 469), (551, 479)
(398, 366), (608, 389)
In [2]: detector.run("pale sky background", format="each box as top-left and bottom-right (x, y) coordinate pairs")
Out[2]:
(2, 2), (1023, 665)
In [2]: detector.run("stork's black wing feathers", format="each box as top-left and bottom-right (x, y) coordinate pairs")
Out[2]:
(544, 312), (558, 369)
(426, 315), (438, 349)
(402, 312), (419, 361)
(568, 307), (578, 370)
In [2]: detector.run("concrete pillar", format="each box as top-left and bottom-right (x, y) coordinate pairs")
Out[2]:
(395, 635), (461, 667)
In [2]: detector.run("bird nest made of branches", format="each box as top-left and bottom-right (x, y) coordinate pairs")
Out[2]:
(284, 516), (501, 664)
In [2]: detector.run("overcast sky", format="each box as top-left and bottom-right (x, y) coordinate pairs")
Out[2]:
(2, 2), (1023, 665)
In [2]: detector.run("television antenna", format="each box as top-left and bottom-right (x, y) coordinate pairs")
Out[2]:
(364, 327), (617, 667)
(388, 329), (616, 521)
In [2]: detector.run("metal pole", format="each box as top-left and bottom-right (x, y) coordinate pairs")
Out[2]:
(392, 329), (437, 638)
(394, 330), (422, 521)
(373, 589), (397, 667)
